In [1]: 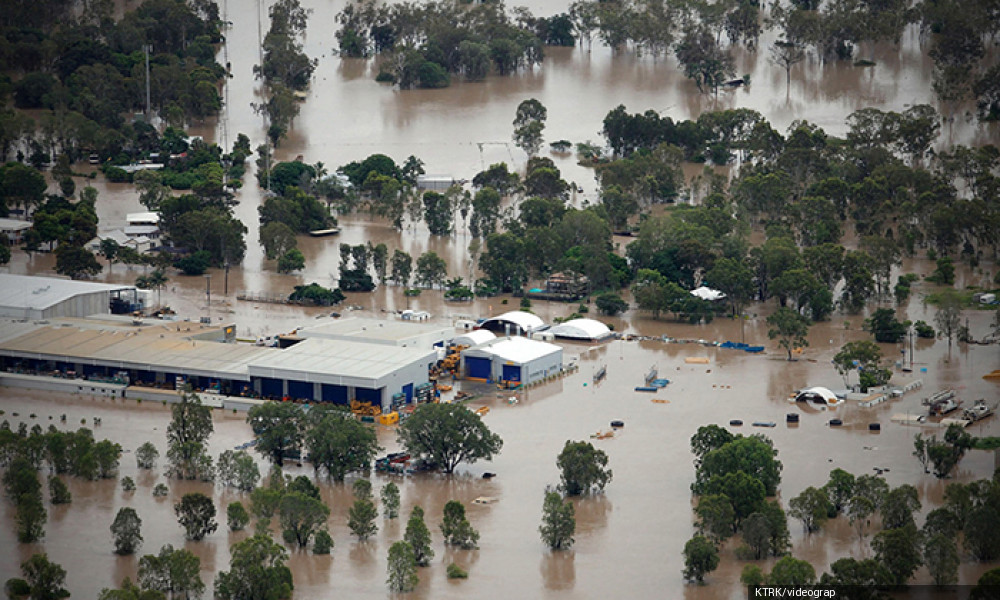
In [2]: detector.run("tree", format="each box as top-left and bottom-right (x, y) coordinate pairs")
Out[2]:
(174, 492), (217, 541)
(964, 504), (1000, 561)
(768, 556), (816, 586)
(690, 425), (736, 466)
(769, 41), (805, 91)
(682, 535), (719, 583)
(55, 245), (103, 279)
(539, 491), (576, 550)
(214, 533), (293, 600)
(217, 450), (260, 492)
(248, 402), (304, 466)
(595, 292), (628, 316)
(556, 440), (613, 496)
(312, 530), (333, 555)
(405, 506), (434, 567)
(833, 340), (889, 391)
(972, 568), (1000, 600)
(390, 249), (413, 287)
(741, 512), (773, 559)
(99, 238), (120, 269)
(864, 308), (907, 343)
(872, 524), (923, 585)
(277, 248), (305, 273)
(924, 533), (959, 586)
(767, 307), (811, 360)
(479, 232), (528, 293)
(441, 500), (479, 549)
(260, 222), (298, 261)
(136, 442), (159, 469)
(925, 424), (974, 478)
(674, 26), (735, 95)
(111, 507), (143, 555)
(48, 476), (71, 505)
(166, 391), (214, 480)
(15, 487), (46, 543)
(824, 468), (856, 514)
(414, 251), (448, 288)
(348, 497), (378, 540)
(279, 491), (330, 548)
(20, 554), (69, 600)
(228, 501), (250, 532)
(386, 541), (418, 593)
(513, 98), (547, 156)
(397, 403), (503, 474)
(934, 289), (963, 351)
(96, 577), (166, 600)
(381, 482), (400, 519)
(305, 413), (379, 480)
(695, 436), (782, 497)
(788, 486), (832, 533)
(882, 484), (920, 530)
(696, 494), (736, 542)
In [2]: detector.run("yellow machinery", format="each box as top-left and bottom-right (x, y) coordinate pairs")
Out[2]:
(350, 399), (382, 417)
(377, 411), (399, 425)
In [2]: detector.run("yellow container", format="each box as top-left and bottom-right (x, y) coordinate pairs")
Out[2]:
(378, 411), (399, 425)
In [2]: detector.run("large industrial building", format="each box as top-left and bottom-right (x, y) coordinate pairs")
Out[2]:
(287, 317), (452, 349)
(461, 336), (563, 385)
(0, 306), (436, 410)
(0, 274), (140, 319)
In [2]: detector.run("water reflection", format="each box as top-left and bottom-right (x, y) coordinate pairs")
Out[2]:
(540, 550), (575, 591)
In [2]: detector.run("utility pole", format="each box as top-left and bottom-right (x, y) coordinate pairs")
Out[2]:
(144, 45), (152, 123)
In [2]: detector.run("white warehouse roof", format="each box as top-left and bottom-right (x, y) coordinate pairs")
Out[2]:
(465, 336), (561, 364)
(549, 318), (612, 341)
(480, 311), (544, 332)
(126, 212), (160, 224)
(248, 338), (436, 385)
(453, 330), (495, 347)
(0, 274), (133, 312)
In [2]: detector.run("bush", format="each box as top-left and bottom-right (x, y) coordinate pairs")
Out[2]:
(121, 476), (136, 492)
(176, 251), (212, 275)
(313, 530), (333, 554)
(914, 320), (935, 338)
(103, 166), (130, 183)
(4, 577), (30, 597)
(595, 292), (628, 316)
(153, 483), (169, 497)
(446, 563), (468, 579)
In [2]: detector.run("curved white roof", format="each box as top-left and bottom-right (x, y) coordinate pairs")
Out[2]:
(795, 386), (842, 406)
(453, 330), (496, 347)
(549, 318), (612, 341)
(480, 311), (544, 332)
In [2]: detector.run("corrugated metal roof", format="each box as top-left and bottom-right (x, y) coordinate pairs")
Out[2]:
(248, 338), (435, 382)
(0, 275), (133, 311)
(297, 317), (451, 343)
(465, 336), (561, 364)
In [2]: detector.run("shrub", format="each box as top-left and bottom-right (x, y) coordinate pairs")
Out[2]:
(446, 563), (468, 579)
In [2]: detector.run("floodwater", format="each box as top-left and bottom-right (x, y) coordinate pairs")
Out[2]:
(0, 292), (998, 599)
(2, 0), (1000, 596)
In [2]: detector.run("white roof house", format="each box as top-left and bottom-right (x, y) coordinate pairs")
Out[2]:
(452, 329), (495, 348)
(549, 318), (612, 341)
(478, 311), (545, 335)
(0, 218), (32, 243)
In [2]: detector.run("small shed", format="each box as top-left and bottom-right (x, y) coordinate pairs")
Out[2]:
(461, 336), (562, 385)
(478, 311), (545, 336)
(549, 318), (612, 342)
(416, 175), (455, 192)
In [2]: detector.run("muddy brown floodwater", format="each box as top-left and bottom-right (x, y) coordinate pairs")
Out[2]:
(0, 292), (998, 599)
(2, 0), (1000, 596)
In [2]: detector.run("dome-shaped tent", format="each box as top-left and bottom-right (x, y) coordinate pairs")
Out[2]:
(548, 318), (612, 341)
(478, 311), (545, 335)
(452, 329), (496, 348)
(793, 387), (842, 406)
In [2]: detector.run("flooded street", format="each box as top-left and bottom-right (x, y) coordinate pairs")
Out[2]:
(2, 0), (1000, 596)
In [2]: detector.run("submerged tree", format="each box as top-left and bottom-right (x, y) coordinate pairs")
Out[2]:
(556, 440), (613, 496)
(539, 491), (576, 550)
(405, 506), (435, 567)
(111, 507), (143, 555)
(386, 541), (419, 593)
(441, 500), (479, 549)
(513, 98), (547, 156)
(166, 391), (214, 481)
